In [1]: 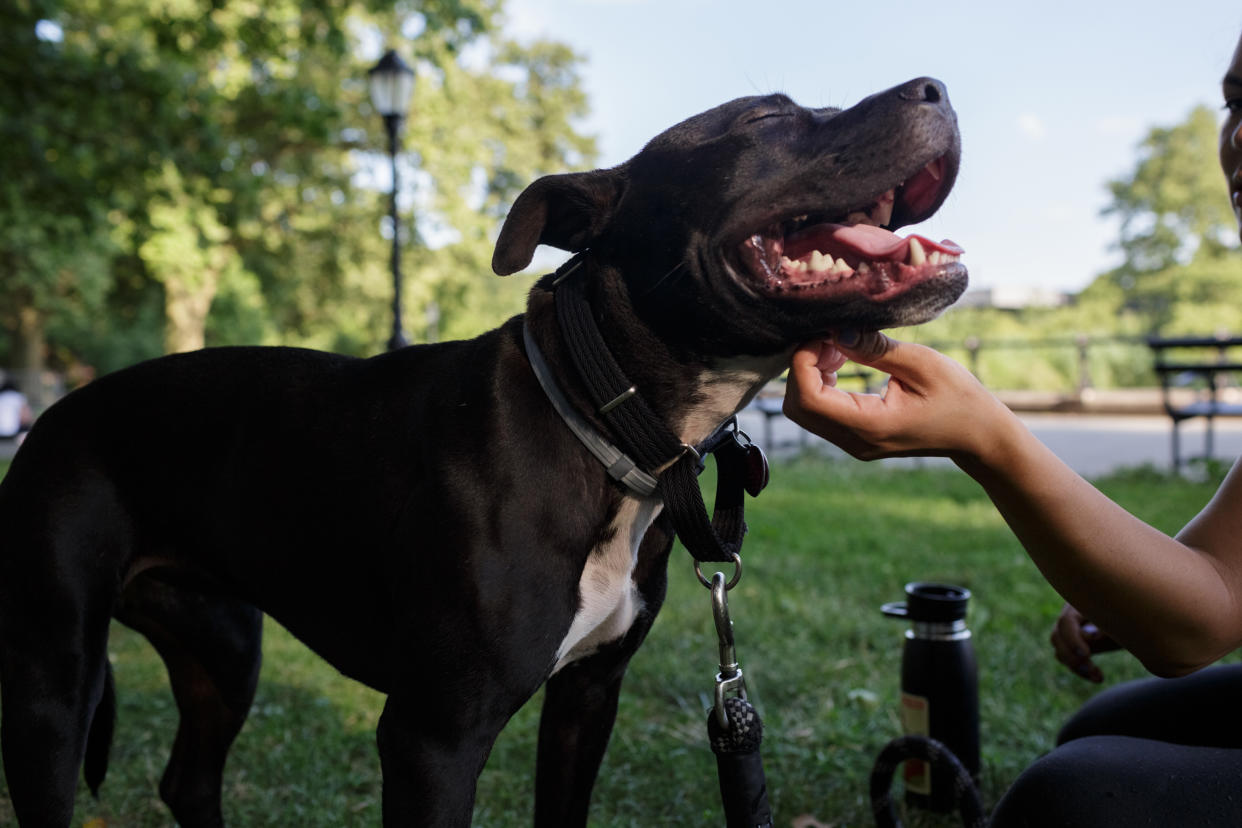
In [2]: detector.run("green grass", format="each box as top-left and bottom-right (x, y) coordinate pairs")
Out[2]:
(0, 454), (1228, 827)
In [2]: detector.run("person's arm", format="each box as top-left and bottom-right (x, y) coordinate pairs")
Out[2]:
(783, 333), (1242, 677)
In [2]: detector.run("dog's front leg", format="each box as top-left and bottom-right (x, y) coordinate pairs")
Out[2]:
(376, 692), (508, 827)
(534, 548), (668, 826)
(533, 647), (634, 827)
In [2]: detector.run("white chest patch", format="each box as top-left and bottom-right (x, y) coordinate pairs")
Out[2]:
(675, 353), (790, 446)
(552, 496), (663, 673)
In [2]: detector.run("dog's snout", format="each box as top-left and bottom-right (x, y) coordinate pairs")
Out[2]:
(897, 77), (948, 105)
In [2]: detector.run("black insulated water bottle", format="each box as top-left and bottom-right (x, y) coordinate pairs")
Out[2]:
(881, 582), (980, 812)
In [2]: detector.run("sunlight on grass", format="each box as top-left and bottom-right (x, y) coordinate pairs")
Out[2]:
(0, 454), (1229, 826)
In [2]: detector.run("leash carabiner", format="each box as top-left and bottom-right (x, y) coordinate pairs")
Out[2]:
(701, 558), (773, 828)
(702, 564), (747, 730)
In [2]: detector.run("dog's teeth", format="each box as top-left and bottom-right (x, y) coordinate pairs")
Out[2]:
(869, 190), (895, 226)
(810, 250), (832, 272)
(907, 237), (926, 267)
(831, 258), (853, 277)
(929, 251), (943, 265)
(870, 202), (893, 226)
(925, 160), (942, 180)
(857, 261), (872, 276)
(845, 211), (872, 226)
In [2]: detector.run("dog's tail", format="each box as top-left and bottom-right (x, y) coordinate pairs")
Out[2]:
(84, 660), (116, 797)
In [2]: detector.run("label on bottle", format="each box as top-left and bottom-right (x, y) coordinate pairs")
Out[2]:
(899, 691), (932, 794)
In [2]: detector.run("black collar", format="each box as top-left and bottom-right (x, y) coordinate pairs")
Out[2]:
(523, 251), (762, 564)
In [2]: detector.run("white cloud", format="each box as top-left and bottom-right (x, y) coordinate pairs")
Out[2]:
(1017, 113), (1048, 141)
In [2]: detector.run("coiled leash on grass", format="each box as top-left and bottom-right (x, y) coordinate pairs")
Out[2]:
(869, 735), (985, 828)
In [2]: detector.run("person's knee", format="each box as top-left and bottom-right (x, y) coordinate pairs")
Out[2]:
(989, 750), (1076, 827)
(991, 737), (1149, 827)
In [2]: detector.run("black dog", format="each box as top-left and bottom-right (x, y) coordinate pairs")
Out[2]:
(0, 77), (965, 826)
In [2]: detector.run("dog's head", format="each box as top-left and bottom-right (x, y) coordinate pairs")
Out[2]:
(494, 77), (965, 355)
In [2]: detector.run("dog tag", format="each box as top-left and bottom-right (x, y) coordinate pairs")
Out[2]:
(742, 442), (769, 497)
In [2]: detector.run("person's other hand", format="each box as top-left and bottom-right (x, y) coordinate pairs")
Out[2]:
(782, 331), (1012, 463)
(1050, 603), (1122, 683)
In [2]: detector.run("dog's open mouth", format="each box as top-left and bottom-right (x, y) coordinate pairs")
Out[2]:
(737, 156), (963, 300)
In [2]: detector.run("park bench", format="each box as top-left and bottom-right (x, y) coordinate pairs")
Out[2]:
(746, 369), (879, 449)
(1147, 335), (1242, 471)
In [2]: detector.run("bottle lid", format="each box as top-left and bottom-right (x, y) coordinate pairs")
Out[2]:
(881, 582), (970, 623)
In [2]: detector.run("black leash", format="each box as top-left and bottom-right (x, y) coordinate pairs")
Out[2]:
(535, 251), (773, 826)
(550, 252), (765, 563)
(870, 735), (985, 828)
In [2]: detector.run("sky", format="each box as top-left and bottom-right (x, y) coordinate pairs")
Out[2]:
(500, 0), (1242, 295)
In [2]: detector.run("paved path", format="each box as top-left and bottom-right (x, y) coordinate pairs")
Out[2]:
(736, 410), (1242, 479)
(6, 411), (1240, 479)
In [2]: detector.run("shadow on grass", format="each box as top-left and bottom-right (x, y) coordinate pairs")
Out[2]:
(0, 618), (386, 828)
(0, 678), (384, 828)
(0, 455), (1228, 827)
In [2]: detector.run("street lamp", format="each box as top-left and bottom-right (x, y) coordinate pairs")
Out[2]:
(368, 48), (415, 351)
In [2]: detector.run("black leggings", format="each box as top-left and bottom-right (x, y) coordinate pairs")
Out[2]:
(990, 663), (1242, 826)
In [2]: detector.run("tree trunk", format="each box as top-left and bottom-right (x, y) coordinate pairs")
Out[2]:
(13, 306), (47, 410)
(163, 270), (219, 354)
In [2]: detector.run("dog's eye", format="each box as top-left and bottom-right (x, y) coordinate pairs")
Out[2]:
(745, 111), (793, 125)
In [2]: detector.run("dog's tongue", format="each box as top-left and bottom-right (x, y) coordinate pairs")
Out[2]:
(787, 222), (963, 263)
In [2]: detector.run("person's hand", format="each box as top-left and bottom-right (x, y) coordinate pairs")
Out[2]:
(782, 331), (1015, 463)
(1050, 603), (1121, 683)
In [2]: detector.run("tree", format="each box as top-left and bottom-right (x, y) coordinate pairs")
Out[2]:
(1097, 104), (1242, 330)
(0, 0), (169, 401)
(0, 0), (596, 401)
(905, 104), (1242, 393)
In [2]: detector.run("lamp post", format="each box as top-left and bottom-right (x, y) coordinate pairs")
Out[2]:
(368, 49), (415, 351)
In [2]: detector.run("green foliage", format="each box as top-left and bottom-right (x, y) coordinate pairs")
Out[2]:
(0, 0), (595, 381)
(906, 298), (1153, 391)
(1083, 103), (1242, 335)
(1105, 105), (1236, 275)
(0, 455), (1226, 826)
(903, 104), (1242, 391)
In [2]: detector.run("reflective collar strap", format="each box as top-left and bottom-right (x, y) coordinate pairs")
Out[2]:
(522, 322), (660, 498)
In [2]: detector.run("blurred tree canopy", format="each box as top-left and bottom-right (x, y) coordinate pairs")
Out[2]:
(0, 0), (595, 400)
(1099, 103), (1242, 330)
(912, 103), (1242, 390)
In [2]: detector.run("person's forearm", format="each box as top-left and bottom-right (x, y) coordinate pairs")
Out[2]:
(956, 418), (1240, 676)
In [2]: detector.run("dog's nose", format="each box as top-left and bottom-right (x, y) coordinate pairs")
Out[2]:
(897, 77), (948, 105)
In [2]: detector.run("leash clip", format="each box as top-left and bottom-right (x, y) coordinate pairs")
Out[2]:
(706, 565), (748, 729)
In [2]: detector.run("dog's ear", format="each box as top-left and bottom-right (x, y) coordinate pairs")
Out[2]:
(492, 170), (622, 275)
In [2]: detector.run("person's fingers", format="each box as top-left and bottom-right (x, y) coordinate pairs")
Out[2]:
(815, 342), (847, 376)
(1081, 622), (1123, 654)
(789, 342), (829, 379)
(1051, 607), (1105, 683)
(831, 332), (949, 396)
(831, 329), (892, 363)
(1053, 635), (1102, 685)
(786, 350), (882, 425)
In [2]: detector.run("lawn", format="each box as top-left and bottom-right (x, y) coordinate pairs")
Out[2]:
(0, 453), (1228, 827)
